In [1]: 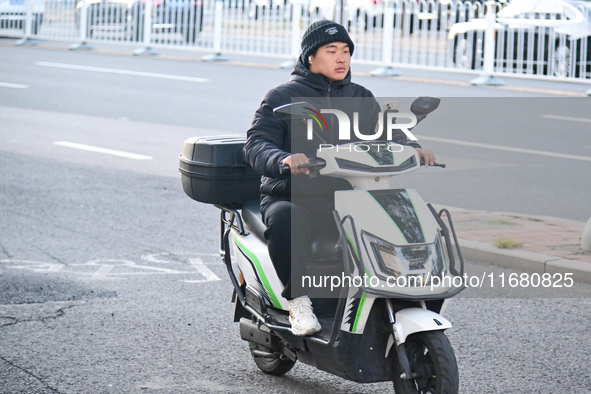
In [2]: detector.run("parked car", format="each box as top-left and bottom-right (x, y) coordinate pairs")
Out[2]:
(551, 0), (591, 76)
(307, 0), (440, 32)
(75, 0), (138, 40)
(308, 0), (383, 27)
(75, 0), (204, 43)
(448, 0), (591, 77)
(150, 0), (205, 42)
(0, 0), (44, 34)
(248, 0), (289, 20)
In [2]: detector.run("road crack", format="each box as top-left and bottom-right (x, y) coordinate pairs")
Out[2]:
(0, 304), (78, 328)
(0, 315), (18, 327)
(32, 245), (68, 265)
(0, 354), (64, 393)
(0, 242), (13, 259)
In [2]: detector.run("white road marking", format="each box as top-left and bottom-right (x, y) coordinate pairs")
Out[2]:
(124, 263), (189, 274)
(541, 114), (591, 124)
(141, 254), (176, 264)
(2, 256), (221, 282)
(108, 272), (195, 276)
(85, 259), (137, 266)
(90, 264), (114, 280)
(141, 253), (221, 264)
(53, 141), (153, 160)
(0, 259), (63, 273)
(36, 61), (209, 83)
(416, 135), (591, 163)
(87, 260), (194, 279)
(185, 257), (221, 283)
(0, 82), (28, 89)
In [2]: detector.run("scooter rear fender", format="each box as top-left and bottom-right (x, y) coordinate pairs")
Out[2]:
(392, 307), (451, 346)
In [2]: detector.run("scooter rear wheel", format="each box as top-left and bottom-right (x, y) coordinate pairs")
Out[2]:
(249, 342), (296, 376)
(392, 331), (459, 394)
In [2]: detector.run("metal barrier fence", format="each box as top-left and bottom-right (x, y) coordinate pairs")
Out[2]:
(2, 0), (590, 81)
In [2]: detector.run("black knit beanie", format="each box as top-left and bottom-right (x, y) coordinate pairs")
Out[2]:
(301, 20), (355, 67)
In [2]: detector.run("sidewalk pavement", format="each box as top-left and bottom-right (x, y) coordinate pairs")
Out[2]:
(433, 205), (591, 285)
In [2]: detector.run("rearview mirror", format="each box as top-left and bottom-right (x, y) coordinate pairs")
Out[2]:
(410, 97), (441, 117)
(273, 101), (317, 121)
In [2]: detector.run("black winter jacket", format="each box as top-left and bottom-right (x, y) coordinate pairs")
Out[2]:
(245, 55), (418, 209)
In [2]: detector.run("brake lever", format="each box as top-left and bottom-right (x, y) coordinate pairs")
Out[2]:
(420, 159), (446, 168)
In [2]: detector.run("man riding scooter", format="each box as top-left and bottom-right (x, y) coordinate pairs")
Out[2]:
(245, 20), (437, 336)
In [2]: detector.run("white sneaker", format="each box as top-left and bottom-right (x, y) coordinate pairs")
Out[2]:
(289, 296), (321, 336)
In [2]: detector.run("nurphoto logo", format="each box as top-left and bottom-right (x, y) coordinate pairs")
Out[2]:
(305, 109), (419, 142)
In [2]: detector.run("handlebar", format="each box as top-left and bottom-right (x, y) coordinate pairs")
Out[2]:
(280, 157), (444, 174)
(421, 159), (446, 168)
(279, 158), (327, 175)
(297, 162), (325, 169)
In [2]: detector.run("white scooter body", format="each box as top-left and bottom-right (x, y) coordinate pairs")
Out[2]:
(230, 229), (290, 310)
(189, 97), (465, 391)
(229, 139), (462, 342)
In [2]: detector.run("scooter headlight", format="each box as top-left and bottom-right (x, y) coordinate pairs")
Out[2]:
(362, 231), (448, 286)
(370, 238), (403, 277)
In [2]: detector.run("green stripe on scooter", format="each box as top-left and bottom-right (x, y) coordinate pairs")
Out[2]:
(352, 268), (373, 333)
(351, 291), (367, 333)
(345, 232), (368, 333)
(232, 233), (282, 309)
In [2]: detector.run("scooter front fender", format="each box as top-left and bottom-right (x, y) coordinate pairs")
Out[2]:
(393, 307), (452, 345)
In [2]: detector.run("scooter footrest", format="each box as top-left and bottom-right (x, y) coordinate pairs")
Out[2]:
(265, 307), (291, 328)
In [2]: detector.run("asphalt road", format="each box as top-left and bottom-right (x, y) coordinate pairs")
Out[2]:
(1, 42), (590, 221)
(1, 42), (591, 393)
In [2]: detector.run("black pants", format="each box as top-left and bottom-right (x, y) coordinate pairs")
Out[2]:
(262, 197), (339, 300)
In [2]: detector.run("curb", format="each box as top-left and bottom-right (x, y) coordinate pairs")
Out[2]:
(457, 238), (591, 285)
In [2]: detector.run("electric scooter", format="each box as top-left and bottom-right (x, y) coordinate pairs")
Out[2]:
(179, 97), (466, 393)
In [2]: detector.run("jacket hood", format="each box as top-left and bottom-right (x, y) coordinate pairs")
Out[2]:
(289, 55), (351, 93)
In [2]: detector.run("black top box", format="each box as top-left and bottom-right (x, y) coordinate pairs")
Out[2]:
(179, 135), (261, 207)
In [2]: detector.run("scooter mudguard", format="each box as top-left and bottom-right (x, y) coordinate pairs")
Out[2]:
(392, 307), (452, 346)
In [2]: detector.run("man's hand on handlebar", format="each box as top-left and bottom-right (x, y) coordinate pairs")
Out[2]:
(417, 148), (436, 167)
(283, 153), (310, 175)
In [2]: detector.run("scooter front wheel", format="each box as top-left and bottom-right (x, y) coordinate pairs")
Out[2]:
(392, 331), (459, 394)
(248, 342), (296, 376)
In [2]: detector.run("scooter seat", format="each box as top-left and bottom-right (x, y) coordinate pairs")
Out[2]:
(241, 200), (339, 261)
(242, 200), (268, 244)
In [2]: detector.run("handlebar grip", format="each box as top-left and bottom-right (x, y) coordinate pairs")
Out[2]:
(297, 162), (318, 169)
(280, 158), (325, 175)
(420, 159), (446, 168)
(279, 164), (291, 175)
